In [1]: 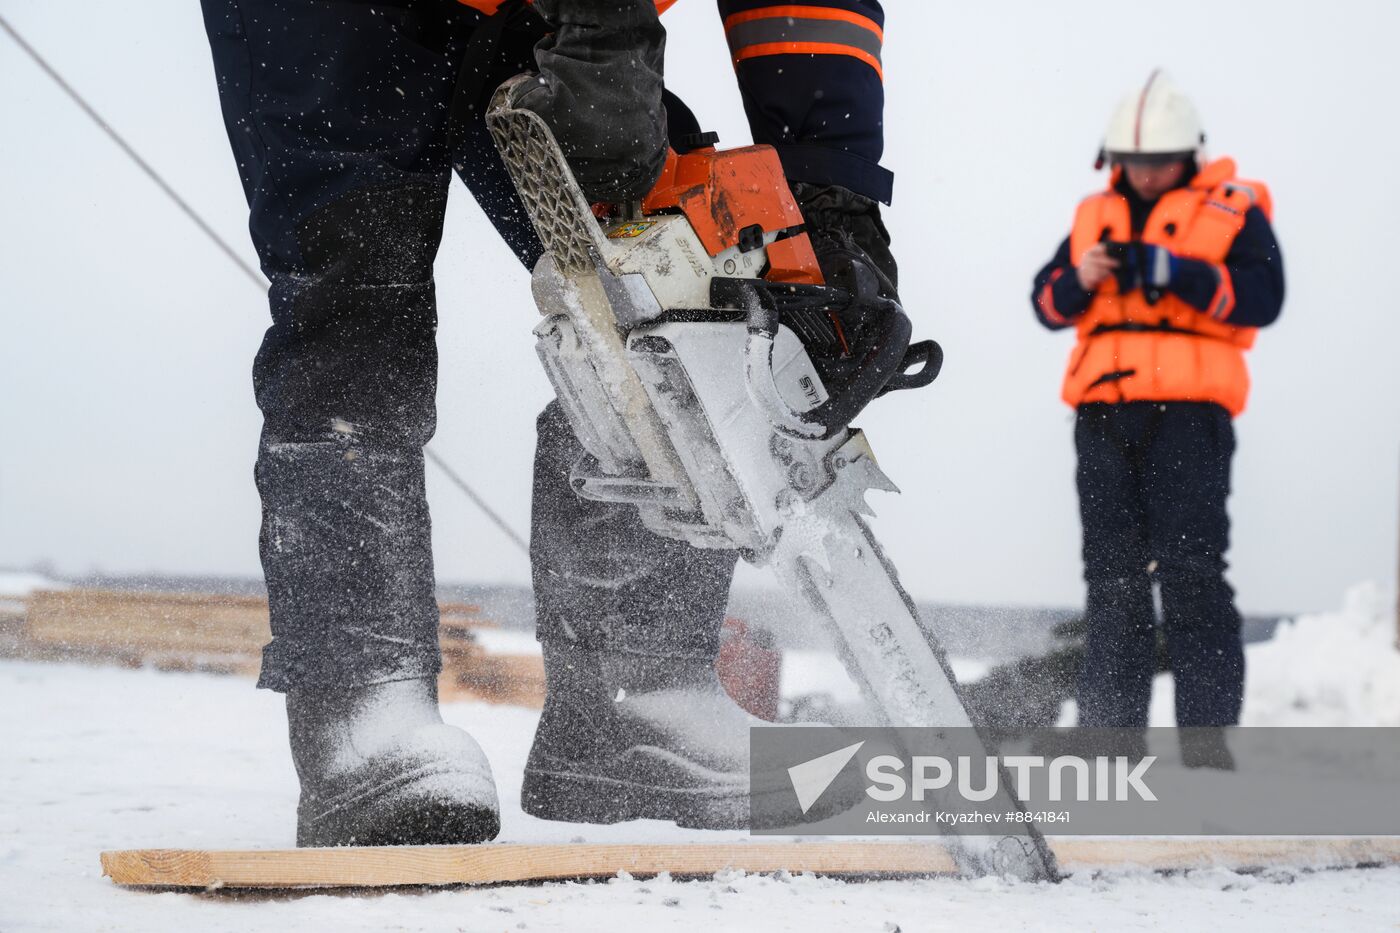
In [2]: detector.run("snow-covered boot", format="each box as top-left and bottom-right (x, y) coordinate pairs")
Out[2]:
(288, 677), (500, 847)
(520, 643), (754, 828)
(521, 642), (852, 829)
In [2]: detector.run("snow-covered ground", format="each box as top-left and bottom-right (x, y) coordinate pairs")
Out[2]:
(0, 571), (64, 620)
(2, 585), (1398, 932)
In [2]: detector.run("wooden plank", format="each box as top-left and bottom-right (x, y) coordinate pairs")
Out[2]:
(23, 591), (496, 657)
(438, 602), (488, 628)
(445, 654), (546, 709)
(1054, 836), (1400, 872)
(100, 838), (1400, 889)
(100, 843), (956, 888)
(26, 588), (272, 655)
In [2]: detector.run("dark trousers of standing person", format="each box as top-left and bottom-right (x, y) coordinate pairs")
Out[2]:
(199, 0), (738, 694)
(1074, 401), (1245, 728)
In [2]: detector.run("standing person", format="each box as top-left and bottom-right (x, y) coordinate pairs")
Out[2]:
(1031, 71), (1284, 765)
(198, 0), (896, 845)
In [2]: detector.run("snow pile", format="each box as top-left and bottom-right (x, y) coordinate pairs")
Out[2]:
(0, 569), (65, 618)
(1140, 582), (1400, 727)
(0, 570), (65, 598)
(1035, 582), (1400, 729)
(1240, 582), (1400, 726)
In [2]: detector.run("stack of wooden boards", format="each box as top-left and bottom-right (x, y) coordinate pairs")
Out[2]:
(8, 588), (785, 714)
(9, 588), (546, 707)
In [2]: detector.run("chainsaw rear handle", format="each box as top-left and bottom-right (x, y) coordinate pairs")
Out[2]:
(881, 339), (943, 395)
(731, 280), (918, 440)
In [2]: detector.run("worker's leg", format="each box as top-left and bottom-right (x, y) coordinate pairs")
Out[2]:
(1143, 403), (1244, 729)
(1074, 403), (1158, 728)
(522, 397), (752, 828)
(200, 0), (501, 845)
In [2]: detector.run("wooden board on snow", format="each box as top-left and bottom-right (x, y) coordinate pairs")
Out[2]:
(100, 838), (1400, 889)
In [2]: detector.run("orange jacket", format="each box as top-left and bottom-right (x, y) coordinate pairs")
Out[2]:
(1060, 158), (1271, 416)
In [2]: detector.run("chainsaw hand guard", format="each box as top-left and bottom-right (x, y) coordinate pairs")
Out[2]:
(714, 276), (939, 440)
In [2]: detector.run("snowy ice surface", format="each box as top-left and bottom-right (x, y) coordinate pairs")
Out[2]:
(782, 650), (990, 713)
(0, 571), (66, 599)
(2, 585), (1398, 932)
(470, 626), (543, 657)
(0, 571), (65, 624)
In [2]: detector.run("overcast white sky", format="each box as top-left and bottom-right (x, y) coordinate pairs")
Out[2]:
(2, 1), (1398, 614)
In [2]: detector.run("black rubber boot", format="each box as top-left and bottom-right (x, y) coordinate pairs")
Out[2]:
(520, 643), (749, 829)
(288, 678), (501, 847)
(1180, 728), (1236, 771)
(521, 642), (857, 830)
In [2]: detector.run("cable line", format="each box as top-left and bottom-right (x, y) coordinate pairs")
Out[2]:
(1, 12), (530, 557)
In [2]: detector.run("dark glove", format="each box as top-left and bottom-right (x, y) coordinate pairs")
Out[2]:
(786, 183), (925, 401)
(1138, 244), (1178, 289)
(1105, 241), (1178, 304)
(510, 0), (668, 203)
(792, 182), (899, 296)
(1103, 240), (1137, 293)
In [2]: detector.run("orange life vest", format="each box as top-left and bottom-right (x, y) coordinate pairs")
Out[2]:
(1060, 157), (1271, 417)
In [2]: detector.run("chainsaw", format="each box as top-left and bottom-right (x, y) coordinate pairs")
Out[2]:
(486, 77), (1057, 882)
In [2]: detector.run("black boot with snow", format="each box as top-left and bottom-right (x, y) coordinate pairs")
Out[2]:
(288, 677), (501, 847)
(521, 642), (855, 830)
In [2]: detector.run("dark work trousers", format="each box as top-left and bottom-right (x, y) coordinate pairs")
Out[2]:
(200, 0), (736, 692)
(1074, 402), (1245, 728)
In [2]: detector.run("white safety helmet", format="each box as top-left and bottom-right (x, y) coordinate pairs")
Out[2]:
(1097, 69), (1205, 168)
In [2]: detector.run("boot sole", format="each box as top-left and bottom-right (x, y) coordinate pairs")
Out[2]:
(521, 767), (750, 831)
(299, 766), (502, 848)
(299, 797), (502, 848)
